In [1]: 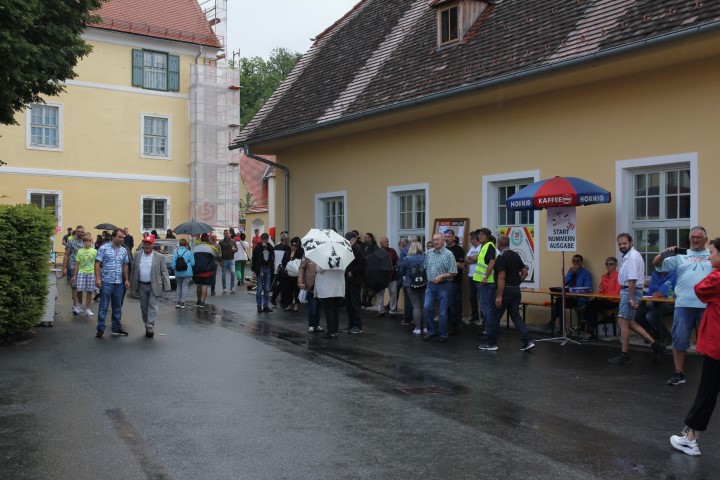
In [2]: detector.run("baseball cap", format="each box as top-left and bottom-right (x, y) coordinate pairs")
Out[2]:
(142, 235), (155, 245)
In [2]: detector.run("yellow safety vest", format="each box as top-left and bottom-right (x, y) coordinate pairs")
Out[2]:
(472, 242), (495, 283)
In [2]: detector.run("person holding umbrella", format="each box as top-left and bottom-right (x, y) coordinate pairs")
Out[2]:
(192, 233), (219, 309)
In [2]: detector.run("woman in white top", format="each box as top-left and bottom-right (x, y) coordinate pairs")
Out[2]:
(315, 266), (345, 338)
(234, 232), (250, 287)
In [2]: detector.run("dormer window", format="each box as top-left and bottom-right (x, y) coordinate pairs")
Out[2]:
(439, 6), (459, 45)
(432, 0), (490, 48)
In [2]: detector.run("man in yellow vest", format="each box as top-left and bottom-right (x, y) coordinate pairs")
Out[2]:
(473, 228), (497, 338)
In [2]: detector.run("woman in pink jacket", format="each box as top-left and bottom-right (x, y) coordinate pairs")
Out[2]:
(670, 237), (720, 456)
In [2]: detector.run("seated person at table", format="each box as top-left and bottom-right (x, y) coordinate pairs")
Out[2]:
(544, 254), (592, 332)
(580, 256), (621, 340)
(635, 269), (677, 343)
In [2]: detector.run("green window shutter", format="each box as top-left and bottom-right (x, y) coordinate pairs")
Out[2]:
(132, 49), (144, 87)
(168, 55), (180, 91)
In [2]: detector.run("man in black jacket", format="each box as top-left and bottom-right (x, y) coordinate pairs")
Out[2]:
(342, 231), (367, 333)
(252, 233), (275, 313)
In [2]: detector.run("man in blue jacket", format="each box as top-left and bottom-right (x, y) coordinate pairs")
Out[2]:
(545, 254), (592, 333)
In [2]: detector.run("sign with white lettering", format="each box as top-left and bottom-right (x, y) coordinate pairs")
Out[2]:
(546, 206), (576, 252)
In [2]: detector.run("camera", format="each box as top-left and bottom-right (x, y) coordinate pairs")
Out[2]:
(676, 248), (688, 255)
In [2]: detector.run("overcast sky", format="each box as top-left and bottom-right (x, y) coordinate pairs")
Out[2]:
(225, 0), (359, 60)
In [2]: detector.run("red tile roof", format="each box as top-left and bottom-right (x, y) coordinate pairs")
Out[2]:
(92, 0), (221, 48)
(240, 153), (274, 213)
(233, 0), (720, 146)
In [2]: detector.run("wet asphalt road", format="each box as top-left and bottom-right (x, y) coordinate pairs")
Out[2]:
(1, 280), (718, 480)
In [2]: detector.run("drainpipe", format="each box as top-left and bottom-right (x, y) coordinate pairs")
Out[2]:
(243, 143), (290, 232)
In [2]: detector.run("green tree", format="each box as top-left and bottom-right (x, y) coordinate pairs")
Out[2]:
(237, 47), (302, 127)
(0, 0), (105, 126)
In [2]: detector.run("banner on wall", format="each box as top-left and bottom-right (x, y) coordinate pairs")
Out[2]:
(546, 206), (577, 251)
(498, 226), (535, 282)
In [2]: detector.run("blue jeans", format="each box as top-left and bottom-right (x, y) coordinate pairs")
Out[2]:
(490, 287), (530, 346)
(479, 282), (497, 332)
(221, 259), (235, 290)
(97, 282), (124, 332)
(423, 281), (451, 338)
(307, 290), (321, 327)
(256, 267), (271, 307)
(672, 307), (705, 351)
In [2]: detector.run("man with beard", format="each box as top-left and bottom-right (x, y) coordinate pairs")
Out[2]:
(607, 233), (666, 365)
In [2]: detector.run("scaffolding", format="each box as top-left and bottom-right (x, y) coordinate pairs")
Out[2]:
(190, 0), (241, 228)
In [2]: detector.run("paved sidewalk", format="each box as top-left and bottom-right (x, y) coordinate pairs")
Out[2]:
(0, 280), (717, 479)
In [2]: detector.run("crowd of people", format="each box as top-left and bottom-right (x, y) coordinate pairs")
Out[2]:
(58, 223), (720, 457)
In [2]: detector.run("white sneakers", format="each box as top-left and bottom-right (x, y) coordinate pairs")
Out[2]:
(670, 428), (701, 456)
(73, 305), (93, 316)
(412, 328), (422, 335)
(85, 309), (94, 316)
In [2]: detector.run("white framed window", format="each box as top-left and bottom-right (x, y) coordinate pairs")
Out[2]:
(616, 155), (696, 276)
(438, 5), (459, 45)
(141, 196), (170, 232)
(132, 50), (180, 91)
(388, 183), (429, 248)
(26, 104), (62, 151)
(141, 114), (171, 159)
(315, 191), (346, 234)
(483, 171), (540, 287)
(27, 190), (62, 225)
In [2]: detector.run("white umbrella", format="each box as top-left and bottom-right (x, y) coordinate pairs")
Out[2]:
(301, 229), (354, 270)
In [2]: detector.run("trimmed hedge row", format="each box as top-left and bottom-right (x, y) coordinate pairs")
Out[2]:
(0, 204), (56, 337)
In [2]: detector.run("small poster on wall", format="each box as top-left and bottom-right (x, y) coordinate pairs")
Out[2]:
(498, 226), (535, 282)
(433, 218), (470, 248)
(546, 206), (577, 251)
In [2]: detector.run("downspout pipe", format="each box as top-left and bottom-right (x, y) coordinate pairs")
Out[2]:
(243, 143), (290, 232)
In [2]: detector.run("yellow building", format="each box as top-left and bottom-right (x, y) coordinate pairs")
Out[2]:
(232, 1), (720, 321)
(0, 0), (239, 249)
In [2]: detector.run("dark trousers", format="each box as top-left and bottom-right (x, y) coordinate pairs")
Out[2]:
(345, 281), (362, 329)
(582, 298), (619, 332)
(210, 263), (218, 293)
(321, 297), (342, 334)
(468, 275), (479, 320)
(685, 355), (720, 431)
(448, 281), (462, 331)
(281, 276), (300, 305)
(489, 287), (530, 346)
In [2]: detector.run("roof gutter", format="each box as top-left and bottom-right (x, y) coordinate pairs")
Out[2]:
(231, 20), (720, 148)
(243, 143), (291, 232)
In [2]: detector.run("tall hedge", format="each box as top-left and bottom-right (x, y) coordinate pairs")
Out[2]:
(0, 204), (56, 336)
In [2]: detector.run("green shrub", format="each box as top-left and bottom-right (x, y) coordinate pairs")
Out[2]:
(0, 204), (56, 336)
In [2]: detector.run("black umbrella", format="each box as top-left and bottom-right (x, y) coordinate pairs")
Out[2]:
(364, 248), (393, 292)
(173, 220), (214, 236)
(95, 223), (118, 230)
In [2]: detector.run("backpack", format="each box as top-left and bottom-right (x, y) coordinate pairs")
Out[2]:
(175, 250), (189, 272)
(409, 264), (428, 289)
